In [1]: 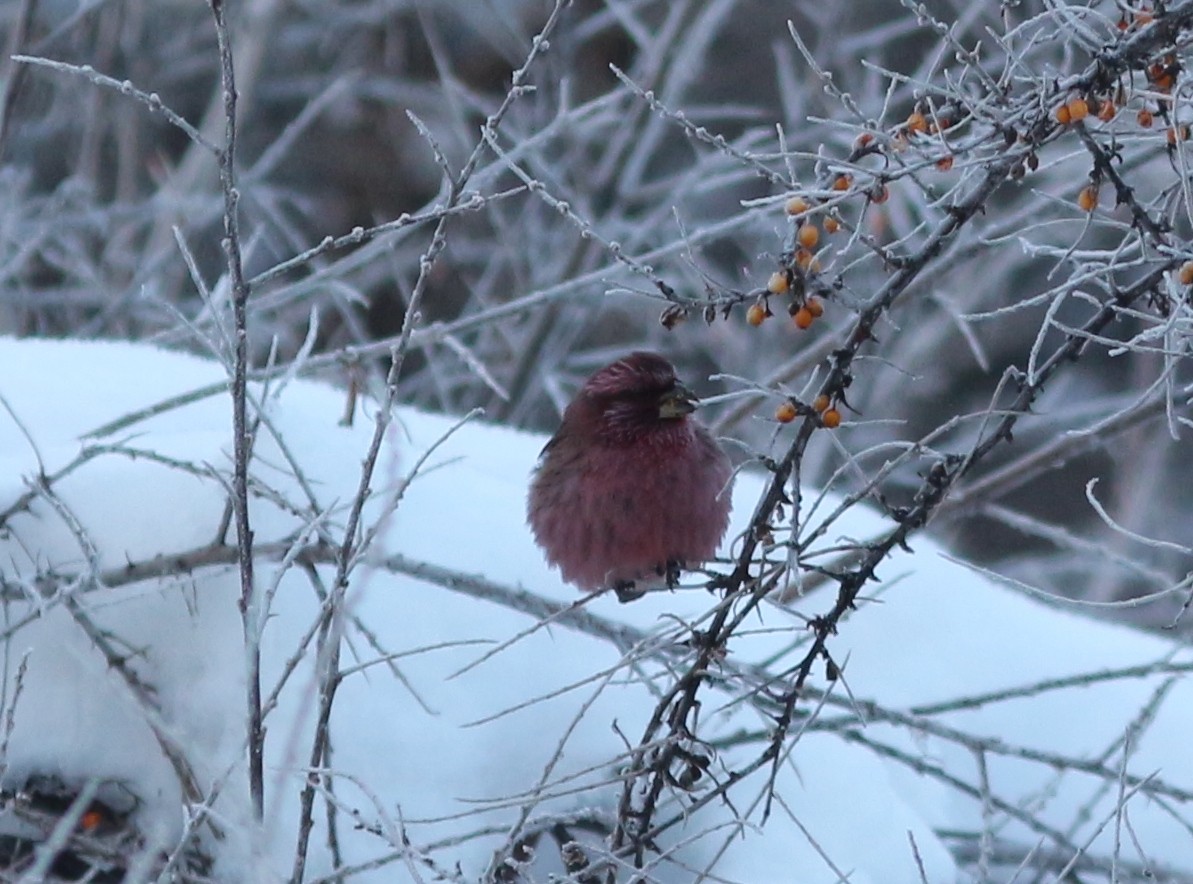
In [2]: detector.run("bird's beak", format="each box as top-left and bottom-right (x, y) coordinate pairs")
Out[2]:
(658, 383), (698, 419)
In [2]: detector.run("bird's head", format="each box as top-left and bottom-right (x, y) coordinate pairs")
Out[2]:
(573, 351), (700, 445)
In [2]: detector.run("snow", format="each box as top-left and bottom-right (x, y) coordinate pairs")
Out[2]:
(0, 336), (1190, 882)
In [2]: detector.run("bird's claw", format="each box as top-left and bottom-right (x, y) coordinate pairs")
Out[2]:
(664, 559), (683, 589)
(614, 580), (646, 603)
(614, 561), (683, 602)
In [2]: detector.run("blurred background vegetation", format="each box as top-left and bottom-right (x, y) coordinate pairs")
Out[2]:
(1, 0), (1191, 625)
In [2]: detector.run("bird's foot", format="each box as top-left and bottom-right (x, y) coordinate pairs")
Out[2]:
(613, 580), (646, 603)
(616, 561), (686, 602)
(663, 559), (684, 589)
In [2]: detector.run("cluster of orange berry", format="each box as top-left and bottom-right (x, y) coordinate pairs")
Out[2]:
(1047, 7), (1188, 214)
(1053, 89), (1183, 139)
(744, 192), (842, 331)
(1062, 18), (1180, 118)
(1143, 52), (1186, 141)
(901, 109), (951, 138)
(774, 394), (842, 429)
(1055, 78), (1185, 214)
(895, 108), (953, 139)
(1053, 96), (1094, 125)
(885, 107), (960, 171)
(745, 293), (827, 330)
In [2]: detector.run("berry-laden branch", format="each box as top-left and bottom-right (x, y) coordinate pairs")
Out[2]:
(610, 2), (1193, 870)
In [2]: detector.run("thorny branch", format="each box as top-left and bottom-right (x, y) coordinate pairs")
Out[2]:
(288, 3), (574, 880)
(608, 2), (1193, 871)
(207, 0), (265, 822)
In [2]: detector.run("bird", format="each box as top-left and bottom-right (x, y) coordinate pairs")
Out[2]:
(527, 351), (733, 602)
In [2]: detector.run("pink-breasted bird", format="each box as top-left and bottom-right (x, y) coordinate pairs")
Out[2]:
(527, 351), (733, 601)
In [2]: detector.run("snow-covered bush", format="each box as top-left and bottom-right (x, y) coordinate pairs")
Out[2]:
(1, 337), (1192, 882)
(3, 0), (1193, 879)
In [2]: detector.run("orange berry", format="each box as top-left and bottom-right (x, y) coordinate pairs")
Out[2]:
(1077, 184), (1099, 212)
(806, 297), (824, 318)
(767, 270), (789, 295)
(775, 401), (798, 423)
(795, 248), (820, 272)
(821, 408), (842, 429)
(1178, 261), (1193, 286)
(1097, 99), (1116, 122)
(797, 223), (820, 249)
(793, 307), (814, 329)
(906, 111), (928, 134)
(823, 216), (841, 234)
(1055, 103), (1072, 125)
(1066, 97), (1089, 122)
(1168, 124), (1189, 144)
(871, 184), (890, 204)
(80, 810), (104, 832)
(785, 196), (810, 216)
(936, 154), (955, 171)
(812, 394), (830, 414)
(1138, 107), (1154, 127)
(746, 303), (768, 326)
(832, 173), (852, 191)
(855, 132), (875, 149)
(1151, 69), (1174, 92)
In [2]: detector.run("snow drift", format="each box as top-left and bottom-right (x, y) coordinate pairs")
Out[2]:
(0, 337), (1189, 882)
